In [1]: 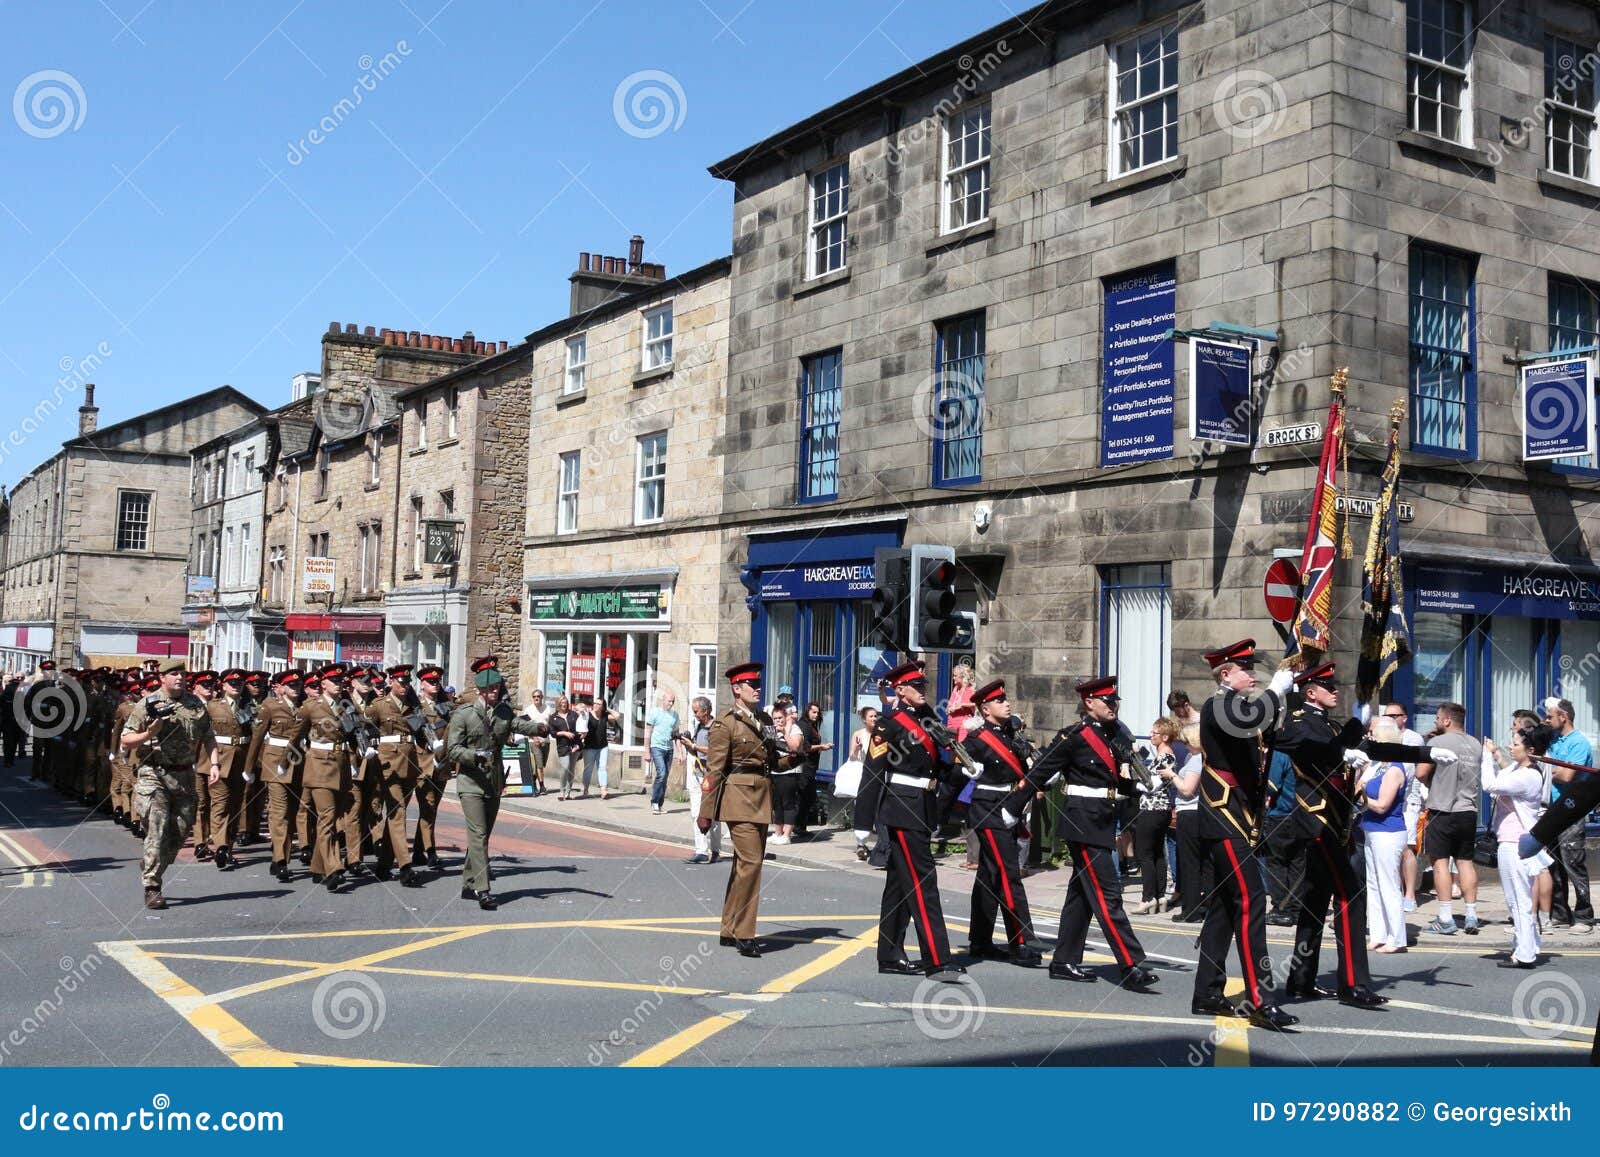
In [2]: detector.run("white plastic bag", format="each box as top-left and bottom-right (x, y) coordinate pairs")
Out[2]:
(832, 759), (864, 799)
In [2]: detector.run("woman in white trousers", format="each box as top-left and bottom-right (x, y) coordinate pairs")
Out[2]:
(1359, 718), (1410, 953)
(1483, 725), (1551, 968)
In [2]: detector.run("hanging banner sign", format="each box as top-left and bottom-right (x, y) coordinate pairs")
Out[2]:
(1188, 337), (1254, 446)
(1412, 561), (1600, 621)
(1100, 264), (1176, 466)
(1521, 357), (1595, 461)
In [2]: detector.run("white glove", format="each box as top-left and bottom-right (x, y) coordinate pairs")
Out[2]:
(1268, 667), (1295, 696)
(962, 760), (984, 780)
(1428, 747), (1458, 765)
(1357, 703), (1372, 726)
(853, 829), (872, 843)
(363, 746), (378, 760)
(1342, 748), (1369, 768)
(243, 772), (256, 783)
(1000, 808), (1020, 827)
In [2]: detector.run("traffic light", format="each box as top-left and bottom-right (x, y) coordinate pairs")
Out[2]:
(908, 544), (977, 654)
(868, 547), (911, 650)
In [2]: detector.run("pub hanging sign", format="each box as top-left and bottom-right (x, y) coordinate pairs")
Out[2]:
(527, 585), (667, 622)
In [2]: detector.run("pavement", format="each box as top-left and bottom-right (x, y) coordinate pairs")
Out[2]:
(0, 756), (1595, 1068)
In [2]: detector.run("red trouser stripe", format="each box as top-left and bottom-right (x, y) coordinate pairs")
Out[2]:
(1222, 840), (1262, 1006)
(896, 828), (940, 967)
(1079, 845), (1133, 966)
(1316, 838), (1357, 988)
(983, 828), (1020, 942)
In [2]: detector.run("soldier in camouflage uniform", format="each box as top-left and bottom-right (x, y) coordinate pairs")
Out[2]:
(121, 661), (221, 909)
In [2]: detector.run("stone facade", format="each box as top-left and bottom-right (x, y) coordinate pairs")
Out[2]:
(519, 256), (731, 772)
(707, 0), (1600, 733)
(391, 348), (530, 690)
(0, 385), (265, 670)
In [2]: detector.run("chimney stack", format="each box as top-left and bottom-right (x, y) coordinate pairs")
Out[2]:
(78, 383), (98, 436)
(569, 235), (666, 316)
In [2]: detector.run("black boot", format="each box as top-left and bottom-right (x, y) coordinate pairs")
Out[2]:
(399, 865), (424, 889)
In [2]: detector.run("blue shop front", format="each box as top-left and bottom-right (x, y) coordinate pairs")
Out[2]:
(740, 518), (979, 781)
(1399, 555), (1600, 754)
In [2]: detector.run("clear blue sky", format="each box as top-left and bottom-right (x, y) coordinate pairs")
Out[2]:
(0, 0), (1020, 489)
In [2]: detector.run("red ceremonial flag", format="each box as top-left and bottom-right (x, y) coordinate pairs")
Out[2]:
(1291, 369), (1349, 662)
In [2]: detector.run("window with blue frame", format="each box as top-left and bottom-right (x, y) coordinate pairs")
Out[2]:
(799, 350), (842, 501)
(1409, 243), (1476, 456)
(1547, 274), (1600, 473)
(933, 312), (985, 486)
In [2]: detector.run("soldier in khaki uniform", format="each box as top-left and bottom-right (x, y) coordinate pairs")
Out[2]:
(409, 665), (453, 869)
(237, 671), (270, 843)
(244, 670), (308, 882)
(445, 661), (544, 910)
(363, 664), (424, 887)
(300, 665), (355, 892)
(89, 669), (118, 808)
(696, 662), (800, 957)
(120, 660), (221, 909)
(198, 670), (252, 871)
(338, 668), (381, 877)
(109, 674), (139, 827)
(187, 673), (220, 860)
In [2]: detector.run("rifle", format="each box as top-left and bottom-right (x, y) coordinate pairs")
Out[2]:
(1107, 729), (1155, 792)
(925, 717), (983, 780)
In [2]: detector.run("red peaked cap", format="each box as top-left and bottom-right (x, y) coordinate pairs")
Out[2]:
(1203, 638), (1258, 670)
(725, 662), (762, 685)
(270, 670), (301, 687)
(470, 656), (499, 674)
(417, 665), (444, 683)
(1295, 661), (1337, 689)
(885, 660), (926, 688)
(974, 679), (1006, 704)
(1075, 675), (1118, 700)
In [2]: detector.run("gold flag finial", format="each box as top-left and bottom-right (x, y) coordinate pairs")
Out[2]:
(1330, 367), (1349, 398)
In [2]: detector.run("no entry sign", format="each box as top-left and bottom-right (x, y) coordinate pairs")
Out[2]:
(1264, 558), (1300, 624)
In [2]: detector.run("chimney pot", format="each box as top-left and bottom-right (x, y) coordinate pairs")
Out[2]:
(499, 341), (508, 352)
(408, 330), (421, 347)
(628, 234), (644, 271)
(345, 323), (357, 334)
(84, 383), (95, 407)
(77, 384), (99, 436)
(363, 325), (376, 337)
(579, 252), (590, 271)
(328, 322), (341, 334)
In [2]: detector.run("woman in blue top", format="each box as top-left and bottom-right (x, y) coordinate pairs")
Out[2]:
(1360, 717), (1410, 953)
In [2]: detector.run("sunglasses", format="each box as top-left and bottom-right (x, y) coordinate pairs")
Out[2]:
(1382, 713), (1405, 719)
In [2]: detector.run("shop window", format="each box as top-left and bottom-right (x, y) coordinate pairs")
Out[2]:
(1099, 563), (1170, 736)
(800, 350), (842, 502)
(1547, 273), (1600, 474)
(1409, 243), (1476, 457)
(933, 312), (985, 486)
(766, 603), (800, 697)
(1411, 613), (1469, 716)
(1557, 619), (1600, 745)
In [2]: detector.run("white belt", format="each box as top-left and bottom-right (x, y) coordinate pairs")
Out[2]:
(974, 783), (1014, 794)
(771, 768), (801, 777)
(1065, 784), (1118, 800)
(379, 734), (409, 744)
(431, 740), (444, 752)
(309, 741), (337, 751)
(889, 773), (935, 791)
(214, 736), (237, 746)
(266, 736), (291, 747)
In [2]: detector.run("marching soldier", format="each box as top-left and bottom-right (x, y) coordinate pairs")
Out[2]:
(109, 673), (139, 827)
(300, 665), (354, 892)
(445, 659), (545, 910)
(1192, 639), (1298, 1030)
(1028, 676), (1158, 989)
(243, 670), (308, 882)
(457, 655), (498, 711)
(695, 662), (797, 957)
(24, 659), (59, 784)
(120, 660), (221, 909)
(1273, 661), (1448, 1008)
(188, 673), (222, 861)
(410, 665), (453, 869)
(959, 679), (1046, 967)
(363, 664), (424, 887)
(201, 669), (254, 871)
(234, 671), (269, 844)
(854, 660), (968, 981)
(89, 669), (118, 810)
(335, 669), (378, 879)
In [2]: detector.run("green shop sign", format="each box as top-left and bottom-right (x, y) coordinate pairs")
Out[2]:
(527, 586), (665, 621)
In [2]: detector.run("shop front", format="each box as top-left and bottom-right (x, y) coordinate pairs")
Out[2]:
(740, 519), (914, 780)
(283, 613), (384, 670)
(386, 587), (468, 691)
(527, 571), (675, 755)
(1400, 556), (1600, 819)
(78, 624), (188, 669)
(0, 624), (52, 674)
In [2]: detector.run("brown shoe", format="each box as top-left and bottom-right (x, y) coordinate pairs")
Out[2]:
(143, 887), (167, 910)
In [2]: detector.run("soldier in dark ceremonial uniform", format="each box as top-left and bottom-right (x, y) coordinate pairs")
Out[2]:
(959, 679), (1045, 967)
(1273, 661), (1447, 1008)
(854, 660), (969, 982)
(1027, 676), (1158, 990)
(1192, 639), (1298, 1030)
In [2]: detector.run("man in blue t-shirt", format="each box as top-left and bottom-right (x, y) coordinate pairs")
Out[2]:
(1543, 697), (1594, 932)
(645, 691), (680, 814)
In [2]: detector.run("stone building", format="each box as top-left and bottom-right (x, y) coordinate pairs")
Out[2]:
(705, 0), (1600, 765)
(0, 383), (264, 671)
(390, 342), (531, 691)
(518, 243), (731, 779)
(263, 323), (504, 670)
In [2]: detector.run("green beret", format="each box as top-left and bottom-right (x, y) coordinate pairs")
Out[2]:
(475, 669), (504, 690)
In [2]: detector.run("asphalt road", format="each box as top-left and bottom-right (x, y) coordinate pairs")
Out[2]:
(0, 756), (1594, 1067)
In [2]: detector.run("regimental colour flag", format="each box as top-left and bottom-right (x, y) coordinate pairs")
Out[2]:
(1357, 402), (1412, 702)
(1290, 369), (1348, 663)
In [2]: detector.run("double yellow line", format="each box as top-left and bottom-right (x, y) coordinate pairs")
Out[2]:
(0, 828), (53, 887)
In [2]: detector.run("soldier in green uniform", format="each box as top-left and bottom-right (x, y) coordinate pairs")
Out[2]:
(445, 660), (544, 910)
(120, 660), (221, 909)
